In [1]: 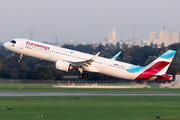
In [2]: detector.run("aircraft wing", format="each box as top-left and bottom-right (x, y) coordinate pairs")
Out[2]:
(62, 52), (100, 72)
(73, 52), (100, 66)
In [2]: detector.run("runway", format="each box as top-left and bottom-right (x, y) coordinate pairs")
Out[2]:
(0, 92), (180, 96)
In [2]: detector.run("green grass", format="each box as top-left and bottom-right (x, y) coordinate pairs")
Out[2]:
(1, 83), (180, 93)
(1, 83), (180, 120)
(0, 96), (180, 120)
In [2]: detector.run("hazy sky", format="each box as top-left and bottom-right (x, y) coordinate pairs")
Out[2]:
(0, 0), (180, 43)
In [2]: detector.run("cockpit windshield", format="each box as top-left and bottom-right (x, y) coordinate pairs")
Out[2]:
(10, 40), (16, 44)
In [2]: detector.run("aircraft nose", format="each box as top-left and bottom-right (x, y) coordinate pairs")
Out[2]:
(3, 42), (9, 49)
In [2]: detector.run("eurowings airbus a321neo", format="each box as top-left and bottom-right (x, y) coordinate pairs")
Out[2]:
(3, 38), (176, 81)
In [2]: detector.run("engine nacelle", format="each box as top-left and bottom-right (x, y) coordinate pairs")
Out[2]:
(55, 60), (73, 72)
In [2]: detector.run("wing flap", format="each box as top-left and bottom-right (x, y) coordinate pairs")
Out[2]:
(58, 52), (101, 72)
(84, 66), (100, 72)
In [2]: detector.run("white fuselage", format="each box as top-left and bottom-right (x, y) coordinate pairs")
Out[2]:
(3, 39), (148, 80)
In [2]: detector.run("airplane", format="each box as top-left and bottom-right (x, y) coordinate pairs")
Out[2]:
(3, 38), (176, 81)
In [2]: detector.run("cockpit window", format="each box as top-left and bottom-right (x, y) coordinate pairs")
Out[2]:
(10, 40), (16, 44)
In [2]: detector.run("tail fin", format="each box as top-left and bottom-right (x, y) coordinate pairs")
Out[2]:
(135, 50), (176, 80)
(144, 50), (176, 75)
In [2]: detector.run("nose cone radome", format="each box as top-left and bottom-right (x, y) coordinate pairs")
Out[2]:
(3, 42), (9, 49)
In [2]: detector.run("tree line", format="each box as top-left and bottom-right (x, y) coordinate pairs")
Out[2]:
(0, 42), (179, 80)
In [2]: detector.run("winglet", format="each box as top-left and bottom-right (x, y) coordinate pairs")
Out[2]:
(111, 51), (121, 60)
(90, 52), (100, 62)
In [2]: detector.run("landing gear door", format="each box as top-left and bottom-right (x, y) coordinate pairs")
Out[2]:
(19, 40), (26, 49)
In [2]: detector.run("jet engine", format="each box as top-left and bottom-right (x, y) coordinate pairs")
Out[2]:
(55, 60), (74, 72)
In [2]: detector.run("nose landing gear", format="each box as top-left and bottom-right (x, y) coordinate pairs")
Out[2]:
(18, 54), (23, 63)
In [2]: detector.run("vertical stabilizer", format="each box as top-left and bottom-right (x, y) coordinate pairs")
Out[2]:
(135, 50), (176, 80)
(144, 50), (176, 75)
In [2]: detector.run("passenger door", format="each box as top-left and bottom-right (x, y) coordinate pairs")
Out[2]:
(19, 40), (25, 49)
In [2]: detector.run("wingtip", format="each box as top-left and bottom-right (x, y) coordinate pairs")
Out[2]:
(95, 52), (100, 57)
(90, 52), (101, 61)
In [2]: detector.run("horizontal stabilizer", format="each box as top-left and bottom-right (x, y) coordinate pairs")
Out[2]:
(153, 74), (173, 80)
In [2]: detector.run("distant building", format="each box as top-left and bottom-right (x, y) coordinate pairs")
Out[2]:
(142, 39), (150, 46)
(149, 31), (156, 43)
(69, 38), (73, 45)
(108, 27), (116, 43)
(133, 39), (142, 46)
(125, 40), (133, 46)
(149, 31), (180, 46)
(82, 42), (85, 45)
(101, 41), (106, 46)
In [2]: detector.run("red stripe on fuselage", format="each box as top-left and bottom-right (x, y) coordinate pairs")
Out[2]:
(135, 61), (170, 80)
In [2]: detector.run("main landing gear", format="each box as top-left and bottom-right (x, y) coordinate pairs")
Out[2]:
(78, 68), (89, 79)
(18, 54), (23, 63)
(78, 73), (89, 79)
